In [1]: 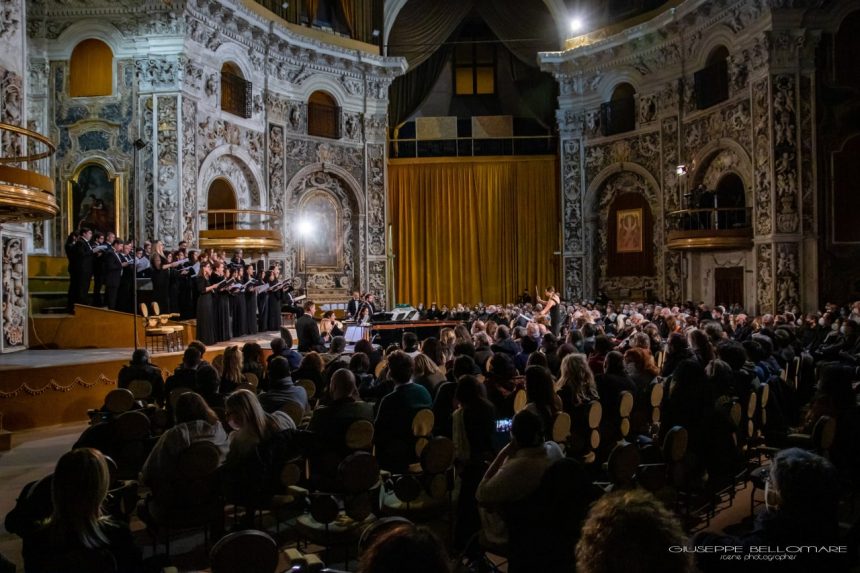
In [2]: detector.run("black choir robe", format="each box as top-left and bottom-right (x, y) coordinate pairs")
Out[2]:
(195, 276), (216, 345)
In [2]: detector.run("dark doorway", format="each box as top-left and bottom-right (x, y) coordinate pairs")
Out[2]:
(714, 267), (744, 308)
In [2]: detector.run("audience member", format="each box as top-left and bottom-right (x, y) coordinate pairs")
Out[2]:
(258, 356), (308, 413)
(117, 348), (165, 406)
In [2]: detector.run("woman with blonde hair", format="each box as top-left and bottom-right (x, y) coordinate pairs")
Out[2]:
(224, 389), (294, 465)
(440, 327), (457, 362)
(23, 448), (141, 572)
(454, 324), (471, 345)
(556, 353), (599, 414)
(413, 353), (446, 398)
(219, 345), (246, 394)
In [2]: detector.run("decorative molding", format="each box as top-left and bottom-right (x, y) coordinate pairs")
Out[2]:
(1, 234), (26, 352)
(756, 242), (773, 313)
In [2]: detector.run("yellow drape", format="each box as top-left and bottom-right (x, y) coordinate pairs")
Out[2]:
(339, 0), (354, 36)
(389, 156), (560, 307)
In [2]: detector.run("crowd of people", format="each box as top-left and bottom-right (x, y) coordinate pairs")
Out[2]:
(7, 292), (860, 572)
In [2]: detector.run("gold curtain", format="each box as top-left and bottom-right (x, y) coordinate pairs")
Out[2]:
(338, 0), (354, 36)
(69, 39), (113, 97)
(389, 156), (560, 307)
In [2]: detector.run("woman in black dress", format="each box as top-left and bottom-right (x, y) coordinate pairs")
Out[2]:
(265, 266), (283, 332)
(167, 251), (182, 315)
(195, 262), (218, 345)
(257, 270), (271, 333)
(244, 264), (259, 336)
(537, 286), (562, 338)
(212, 262), (232, 342)
(149, 240), (171, 313)
(230, 266), (247, 338)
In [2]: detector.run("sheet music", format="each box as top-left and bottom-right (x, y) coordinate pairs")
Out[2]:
(293, 294), (307, 302)
(254, 283), (270, 294)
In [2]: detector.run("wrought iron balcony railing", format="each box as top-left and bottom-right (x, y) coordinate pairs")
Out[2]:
(0, 123), (58, 223)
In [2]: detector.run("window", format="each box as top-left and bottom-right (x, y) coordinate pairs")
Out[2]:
(69, 39), (113, 97)
(221, 62), (252, 118)
(307, 91), (341, 139)
(454, 41), (496, 96)
(600, 83), (636, 136)
(207, 178), (237, 230)
(694, 46), (729, 109)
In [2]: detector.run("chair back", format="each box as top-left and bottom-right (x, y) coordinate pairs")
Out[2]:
(212, 354), (224, 374)
(279, 400), (305, 427)
(551, 412), (571, 444)
(244, 372), (259, 388)
(618, 391), (634, 418)
(420, 436), (455, 475)
(345, 419), (374, 451)
(152, 301), (162, 315)
(297, 379), (316, 400)
(126, 379), (152, 401)
(412, 408), (435, 456)
(104, 388), (135, 414)
(812, 415), (837, 452)
(169, 387), (189, 412)
(607, 441), (640, 487)
(374, 360), (388, 378)
(114, 411), (151, 441)
(177, 441), (222, 480)
(661, 425), (688, 462)
(338, 451), (380, 493)
(139, 303), (149, 318)
(512, 388), (528, 414)
(210, 530), (279, 573)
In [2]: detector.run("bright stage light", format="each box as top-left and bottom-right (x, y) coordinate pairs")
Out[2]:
(297, 219), (314, 237)
(569, 17), (585, 33)
(676, 164), (688, 176)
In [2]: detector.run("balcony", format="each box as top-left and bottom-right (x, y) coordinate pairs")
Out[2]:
(0, 123), (58, 223)
(198, 209), (283, 253)
(666, 208), (753, 251)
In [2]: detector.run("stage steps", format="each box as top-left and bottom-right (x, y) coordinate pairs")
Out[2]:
(28, 255), (70, 314)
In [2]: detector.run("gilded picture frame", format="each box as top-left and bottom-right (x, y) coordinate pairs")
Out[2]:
(66, 160), (125, 239)
(616, 208), (643, 253)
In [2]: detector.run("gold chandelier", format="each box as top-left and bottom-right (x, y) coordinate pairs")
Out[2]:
(0, 122), (58, 223)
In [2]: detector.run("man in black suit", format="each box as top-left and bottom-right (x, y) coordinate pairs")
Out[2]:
(65, 230), (79, 312)
(359, 293), (377, 318)
(70, 227), (94, 308)
(102, 239), (127, 311)
(296, 299), (325, 352)
(346, 290), (361, 319)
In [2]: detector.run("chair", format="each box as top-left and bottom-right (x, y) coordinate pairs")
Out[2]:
(112, 410), (152, 480)
(293, 452), (381, 567)
(280, 400), (306, 427)
(139, 303), (174, 353)
(126, 379), (153, 402)
(512, 389), (527, 414)
(297, 379), (317, 402)
(210, 530), (279, 573)
(649, 381), (664, 434)
(105, 388), (135, 414)
(244, 372), (259, 388)
(618, 391), (634, 439)
(374, 360), (388, 379)
(151, 302), (184, 349)
(381, 437), (456, 520)
(345, 419), (375, 451)
(551, 412), (571, 450)
(412, 409), (435, 458)
(569, 400), (601, 461)
(139, 441), (224, 554)
(597, 441), (640, 491)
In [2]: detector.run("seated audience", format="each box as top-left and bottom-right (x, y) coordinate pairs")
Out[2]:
(401, 332), (421, 358)
(241, 342), (265, 384)
(358, 522), (450, 573)
(374, 351), (433, 472)
(587, 334), (613, 376)
(485, 353), (519, 419)
(258, 356), (308, 413)
(165, 346), (202, 398)
(413, 353), (446, 398)
(218, 345), (245, 395)
(224, 389), (295, 465)
(557, 353), (600, 415)
(514, 334), (537, 375)
(22, 449), (142, 573)
(291, 351), (325, 398)
(524, 365), (561, 439)
(117, 348), (165, 406)
(490, 326), (520, 357)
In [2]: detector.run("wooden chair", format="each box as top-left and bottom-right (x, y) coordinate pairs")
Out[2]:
(569, 400), (602, 461)
(345, 419), (375, 451)
(112, 410), (152, 480)
(210, 530), (279, 573)
(151, 302), (184, 349)
(374, 360), (388, 379)
(411, 409), (434, 458)
(551, 412), (571, 451)
(297, 379), (317, 402)
(512, 389), (528, 414)
(244, 372), (259, 388)
(105, 388), (135, 414)
(280, 400), (306, 427)
(618, 391), (634, 439)
(596, 441), (640, 491)
(140, 441), (224, 554)
(139, 303), (173, 353)
(382, 437), (456, 520)
(126, 379), (153, 402)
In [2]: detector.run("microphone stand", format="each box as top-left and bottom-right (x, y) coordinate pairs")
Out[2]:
(132, 138), (147, 350)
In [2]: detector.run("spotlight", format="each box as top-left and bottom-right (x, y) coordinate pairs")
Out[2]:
(297, 219), (314, 237)
(569, 17), (585, 33)
(281, 1), (288, 8)
(675, 164), (688, 176)
(372, 29), (380, 38)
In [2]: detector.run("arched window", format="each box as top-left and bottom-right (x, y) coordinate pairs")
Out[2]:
(221, 62), (252, 118)
(695, 46), (729, 109)
(207, 178), (237, 230)
(69, 39), (113, 97)
(715, 173), (747, 229)
(835, 11), (860, 90)
(601, 82), (636, 135)
(307, 91), (341, 139)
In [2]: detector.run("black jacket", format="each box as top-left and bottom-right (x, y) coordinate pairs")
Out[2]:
(296, 314), (325, 352)
(102, 249), (124, 287)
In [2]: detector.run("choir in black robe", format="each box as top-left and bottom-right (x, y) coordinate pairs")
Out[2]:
(266, 281), (282, 332)
(212, 273), (232, 342)
(230, 288), (246, 338)
(244, 281), (258, 335)
(150, 253), (170, 313)
(195, 275), (216, 345)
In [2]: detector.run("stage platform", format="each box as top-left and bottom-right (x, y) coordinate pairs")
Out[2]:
(0, 332), (281, 436)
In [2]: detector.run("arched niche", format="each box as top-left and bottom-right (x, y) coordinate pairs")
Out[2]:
(206, 178), (237, 230)
(69, 39), (113, 97)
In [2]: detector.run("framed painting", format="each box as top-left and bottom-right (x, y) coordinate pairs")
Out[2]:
(66, 162), (124, 238)
(298, 190), (342, 270)
(616, 208), (643, 253)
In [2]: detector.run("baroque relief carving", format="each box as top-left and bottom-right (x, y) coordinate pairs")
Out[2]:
(772, 75), (799, 234)
(367, 144), (385, 257)
(368, 259), (386, 308)
(181, 96), (198, 245)
(775, 242), (800, 311)
(156, 96), (179, 246)
(564, 257), (584, 302)
(0, 3), (20, 40)
(268, 123), (285, 215)
(141, 96), (155, 240)
(2, 236), (26, 349)
(561, 139), (583, 255)
(756, 243), (773, 313)
(661, 116), (680, 214)
(752, 77), (772, 235)
(197, 116), (264, 180)
(798, 76), (814, 234)
(135, 57), (180, 91)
